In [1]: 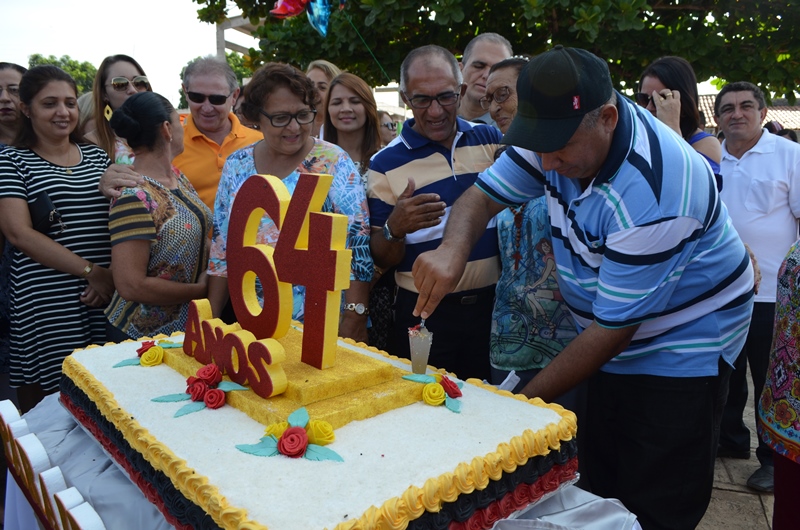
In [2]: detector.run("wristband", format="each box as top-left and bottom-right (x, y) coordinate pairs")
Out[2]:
(80, 262), (94, 279)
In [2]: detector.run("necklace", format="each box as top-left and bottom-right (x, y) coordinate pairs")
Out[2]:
(510, 202), (527, 270)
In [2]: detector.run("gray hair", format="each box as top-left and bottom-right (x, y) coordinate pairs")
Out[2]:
(400, 45), (462, 93)
(581, 92), (618, 130)
(462, 33), (513, 64)
(183, 56), (238, 93)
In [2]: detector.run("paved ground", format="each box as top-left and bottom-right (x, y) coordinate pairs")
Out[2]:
(698, 367), (773, 529)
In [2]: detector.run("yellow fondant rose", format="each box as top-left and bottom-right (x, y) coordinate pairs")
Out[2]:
(265, 421), (289, 438)
(306, 420), (335, 446)
(422, 382), (446, 406)
(140, 345), (164, 367)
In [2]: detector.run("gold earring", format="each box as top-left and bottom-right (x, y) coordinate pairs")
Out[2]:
(104, 104), (113, 121)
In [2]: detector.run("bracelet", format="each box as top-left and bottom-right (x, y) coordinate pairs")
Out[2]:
(79, 262), (94, 279)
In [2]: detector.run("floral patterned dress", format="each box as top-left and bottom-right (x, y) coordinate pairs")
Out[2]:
(758, 239), (800, 464)
(105, 174), (211, 338)
(208, 138), (372, 322)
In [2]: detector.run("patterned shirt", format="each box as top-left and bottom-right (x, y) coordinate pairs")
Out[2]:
(491, 198), (577, 371)
(208, 138), (372, 322)
(758, 239), (800, 464)
(105, 174), (211, 338)
(367, 117), (502, 293)
(477, 93), (754, 377)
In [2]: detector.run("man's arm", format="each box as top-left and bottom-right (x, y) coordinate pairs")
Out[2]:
(521, 322), (640, 402)
(412, 186), (504, 318)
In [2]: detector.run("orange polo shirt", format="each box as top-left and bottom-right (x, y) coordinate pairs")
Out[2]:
(173, 113), (262, 210)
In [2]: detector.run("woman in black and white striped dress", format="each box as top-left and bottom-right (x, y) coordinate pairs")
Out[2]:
(0, 66), (114, 412)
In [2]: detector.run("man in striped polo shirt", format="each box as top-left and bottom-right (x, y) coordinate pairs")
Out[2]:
(413, 46), (754, 530)
(367, 45), (502, 381)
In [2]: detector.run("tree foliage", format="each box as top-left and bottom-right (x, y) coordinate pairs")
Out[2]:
(176, 51), (254, 108)
(27, 54), (97, 95)
(193, 0), (799, 103)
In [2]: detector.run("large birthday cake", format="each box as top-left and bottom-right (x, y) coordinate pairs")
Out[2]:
(59, 174), (578, 530)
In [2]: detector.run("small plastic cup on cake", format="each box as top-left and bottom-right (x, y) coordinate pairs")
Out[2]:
(408, 326), (433, 374)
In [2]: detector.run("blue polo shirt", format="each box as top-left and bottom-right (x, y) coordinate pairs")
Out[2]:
(367, 117), (502, 293)
(476, 93), (754, 377)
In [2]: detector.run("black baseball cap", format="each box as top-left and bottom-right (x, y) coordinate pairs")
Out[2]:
(502, 45), (612, 153)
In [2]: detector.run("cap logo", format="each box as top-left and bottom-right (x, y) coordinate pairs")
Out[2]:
(572, 96), (581, 110)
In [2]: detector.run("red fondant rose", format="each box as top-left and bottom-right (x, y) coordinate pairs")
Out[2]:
(136, 340), (156, 357)
(204, 388), (226, 409)
(196, 364), (222, 386)
(440, 376), (462, 398)
(186, 376), (198, 386)
(187, 380), (208, 402)
(278, 426), (309, 458)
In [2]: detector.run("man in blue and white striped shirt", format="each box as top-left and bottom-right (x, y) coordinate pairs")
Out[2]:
(413, 46), (754, 530)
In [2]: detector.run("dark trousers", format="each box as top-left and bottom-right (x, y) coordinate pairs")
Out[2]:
(720, 302), (774, 465)
(391, 286), (493, 381)
(773, 453), (800, 530)
(585, 358), (732, 530)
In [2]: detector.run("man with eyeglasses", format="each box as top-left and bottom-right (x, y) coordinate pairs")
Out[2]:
(458, 33), (513, 127)
(172, 57), (262, 210)
(367, 45), (502, 381)
(412, 45), (755, 529)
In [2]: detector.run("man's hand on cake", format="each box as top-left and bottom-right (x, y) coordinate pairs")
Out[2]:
(98, 164), (144, 199)
(389, 177), (446, 236)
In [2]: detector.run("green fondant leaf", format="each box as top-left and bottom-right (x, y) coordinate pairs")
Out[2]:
(157, 340), (183, 349)
(218, 381), (248, 392)
(236, 437), (281, 457)
(288, 407), (309, 429)
(445, 396), (462, 413)
(402, 374), (437, 384)
(112, 358), (142, 368)
(152, 393), (191, 402)
(174, 401), (206, 417)
(456, 381), (464, 389)
(304, 444), (344, 462)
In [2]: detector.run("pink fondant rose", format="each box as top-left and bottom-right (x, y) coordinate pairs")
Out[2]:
(196, 364), (222, 386)
(203, 388), (226, 409)
(440, 376), (462, 398)
(278, 426), (309, 458)
(136, 340), (156, 357)
(187, 380), (208, 402)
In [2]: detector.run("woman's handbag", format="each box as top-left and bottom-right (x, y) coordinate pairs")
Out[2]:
(29, 190), (66, 234)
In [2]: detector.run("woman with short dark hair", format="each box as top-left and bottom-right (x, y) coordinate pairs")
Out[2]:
(105, 91), (211, 340)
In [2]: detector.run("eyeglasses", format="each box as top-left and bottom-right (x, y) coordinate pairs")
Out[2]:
(257, 108), (317, 127)
(634, 92), (653, 107)
(108, 76), (150, 92)
(381, 122), (397, 131)
(479, 86), (513, 110)
(0, 86), (20, 98)
(403, 91), (460, 109)
(186, 91), (234, 106)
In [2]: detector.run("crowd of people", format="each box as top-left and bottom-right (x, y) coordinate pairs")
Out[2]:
(0, 33), (798, 530)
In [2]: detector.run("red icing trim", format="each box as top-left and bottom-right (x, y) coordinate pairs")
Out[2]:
(448, 458), (579, 530)
(59, 393), (190, 530)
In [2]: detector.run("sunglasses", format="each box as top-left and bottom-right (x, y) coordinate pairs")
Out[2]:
(381, 122), (397, 131)
(186, 91), (234, 106)
(108, 76), (150, 92)
(634, 92), (653, 107)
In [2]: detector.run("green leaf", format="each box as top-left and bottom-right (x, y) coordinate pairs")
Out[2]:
(236, 437), (281, 457)
(304, 444), (344, 462)
(288, 407), (310, 429)
(175, 401), (207, 417)
(218, 381), (248, 392)
(402, 374), (437, 384)
(113, 358), (141, 368)
(157, 340), (183, 349)
(152, 393), (191, 402)
(445, 396), (462, 414)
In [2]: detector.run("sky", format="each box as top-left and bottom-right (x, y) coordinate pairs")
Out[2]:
(1, 0), (259, 108)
